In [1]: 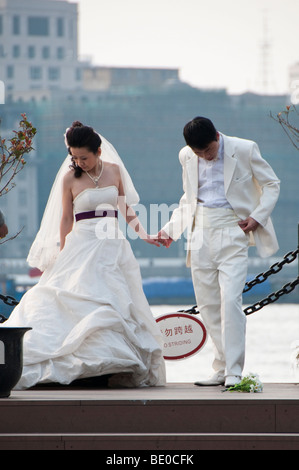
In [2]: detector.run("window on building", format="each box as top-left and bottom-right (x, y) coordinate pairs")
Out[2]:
(48, 67), (60, 81)
(28, 46), (35, 59)
(57, 18), (64, 37)
(13, 45), (21, 58)
(76, 68), (82, 81)
(28, 17), (49, 36)
(42, 46), (50, 59)
(7, 65), (14, 79)
(30, 66), (42, 80)
(13, 16), (20, 35)
(57, 47), (64, 60)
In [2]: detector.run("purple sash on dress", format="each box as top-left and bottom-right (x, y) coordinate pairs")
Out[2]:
(75, 210), (118, 222)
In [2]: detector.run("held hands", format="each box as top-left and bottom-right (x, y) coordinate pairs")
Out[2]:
(149, 230), (173, 248)
(144, 230), (173, 248)
(125, 205), (173, 248)
(126, 208), (171, 247)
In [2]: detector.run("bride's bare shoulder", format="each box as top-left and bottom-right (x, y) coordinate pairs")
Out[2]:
(104, 161), (119, 171)
(62, 169), (75, 185)
(104, 161), (121, 177)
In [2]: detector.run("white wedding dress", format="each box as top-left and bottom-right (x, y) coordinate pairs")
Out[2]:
(2, 186), (166, 389)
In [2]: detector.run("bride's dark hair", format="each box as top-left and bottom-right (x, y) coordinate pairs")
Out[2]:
(66, 121), (102, 178)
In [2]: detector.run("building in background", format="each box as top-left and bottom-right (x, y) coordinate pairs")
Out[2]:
(82, 66), (180, 93)
(0, 0), (82, 102)
(0, 0), (183, 102)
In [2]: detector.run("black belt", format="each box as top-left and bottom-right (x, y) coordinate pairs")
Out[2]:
(75, 210), (118, 222)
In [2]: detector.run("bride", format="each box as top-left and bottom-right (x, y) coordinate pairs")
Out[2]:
(1, 121), (166, 389)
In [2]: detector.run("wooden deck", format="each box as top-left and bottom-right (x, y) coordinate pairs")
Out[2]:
(0, 382), (299, 450)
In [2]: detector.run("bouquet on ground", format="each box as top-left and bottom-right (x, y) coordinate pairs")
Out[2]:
(226, 373), (263, 393)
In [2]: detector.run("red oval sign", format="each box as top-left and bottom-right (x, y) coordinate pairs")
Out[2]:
(156, 313), (207, 360)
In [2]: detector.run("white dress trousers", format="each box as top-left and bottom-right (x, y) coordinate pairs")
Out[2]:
(190, 205), (250, 378)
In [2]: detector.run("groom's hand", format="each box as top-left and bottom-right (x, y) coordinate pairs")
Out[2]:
(238, 217), (259, 233)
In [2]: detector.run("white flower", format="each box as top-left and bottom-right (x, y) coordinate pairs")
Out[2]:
(226, 372), (263, 393)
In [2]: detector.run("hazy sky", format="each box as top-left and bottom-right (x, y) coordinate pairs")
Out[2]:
(75, 0), (299, 95)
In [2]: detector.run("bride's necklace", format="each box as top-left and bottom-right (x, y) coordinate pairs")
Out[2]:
(85, 162), (104, 187)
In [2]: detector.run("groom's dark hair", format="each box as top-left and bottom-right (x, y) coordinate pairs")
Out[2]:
(183, 117), (217, 149)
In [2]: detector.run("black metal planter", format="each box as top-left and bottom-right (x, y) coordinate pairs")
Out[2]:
(0, 327), (31, 398)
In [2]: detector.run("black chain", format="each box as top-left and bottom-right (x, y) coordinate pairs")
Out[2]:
(0, 294), (19, 323)
(178, 305), (199, 315)
(243, 248), (299, 293)
(243, 276), (299, 315)
(0, 294), (19, 307)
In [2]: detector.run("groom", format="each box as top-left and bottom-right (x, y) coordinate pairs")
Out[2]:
(156, 117), (280, 388)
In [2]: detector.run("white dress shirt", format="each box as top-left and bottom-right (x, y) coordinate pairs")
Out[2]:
(197, 135), (232, 209)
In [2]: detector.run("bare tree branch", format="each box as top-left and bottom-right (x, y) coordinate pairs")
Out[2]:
(270, 105), (299, 151)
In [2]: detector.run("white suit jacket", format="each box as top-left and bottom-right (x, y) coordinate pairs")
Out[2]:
(163, 134), (280, 267)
